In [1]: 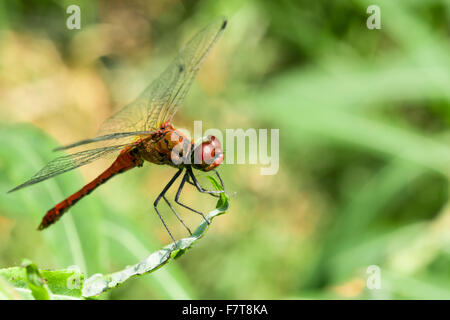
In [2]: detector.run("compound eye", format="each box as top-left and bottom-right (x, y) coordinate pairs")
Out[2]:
(192, 136), (224, 171)
(200, 141), (215, 164)
(208, 136), (221, 149)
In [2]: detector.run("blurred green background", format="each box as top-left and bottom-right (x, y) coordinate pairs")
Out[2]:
(1, 0), (450, 299)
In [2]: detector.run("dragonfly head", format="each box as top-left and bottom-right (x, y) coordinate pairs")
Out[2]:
(192, 136), (224, 172)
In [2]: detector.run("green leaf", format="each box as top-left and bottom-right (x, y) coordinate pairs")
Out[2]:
(82, 176), (230, 297)
(0, 275), (23, 300)
(21, 259), (51, 300)
(0, 261), (85, 300)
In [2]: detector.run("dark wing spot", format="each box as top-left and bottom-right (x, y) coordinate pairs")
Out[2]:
(221, 20), (227, 30)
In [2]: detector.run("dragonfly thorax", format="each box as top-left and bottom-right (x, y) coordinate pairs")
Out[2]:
(136, 125), (224, 172)
(137, 123), (193, 168)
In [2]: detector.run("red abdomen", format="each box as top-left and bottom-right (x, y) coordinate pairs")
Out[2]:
(38, 148), (143, 230)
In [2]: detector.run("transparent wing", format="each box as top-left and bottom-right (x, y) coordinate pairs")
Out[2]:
(154, 17), (227, 126)
(8, 143), (134, 193)
(98, 17), (227, 136)
(50, 17), (226, 153)
(53, 131), (154, 151)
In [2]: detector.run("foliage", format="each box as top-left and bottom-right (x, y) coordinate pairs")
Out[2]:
(0, 260), (83, 300)
(0, 0), (449, 299)
(0, 176), (228, 299)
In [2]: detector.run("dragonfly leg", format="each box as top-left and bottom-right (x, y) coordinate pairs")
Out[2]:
(187, 167), (225, 196)
(154, 168), (183, 247)
(163, 195), (192, 236)
(213, 169), (226, 192)
(175, 171), (210, 225)
(185, 176), (218, 198)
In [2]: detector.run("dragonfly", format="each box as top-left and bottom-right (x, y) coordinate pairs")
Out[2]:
(8, 17), (228, 245)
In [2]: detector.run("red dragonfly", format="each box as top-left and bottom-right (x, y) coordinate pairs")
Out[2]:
(8, 18), (227, 245)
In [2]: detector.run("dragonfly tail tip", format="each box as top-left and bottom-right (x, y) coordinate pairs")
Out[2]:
(7, 186), (18, 194)
(221, 19), (227, 30)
